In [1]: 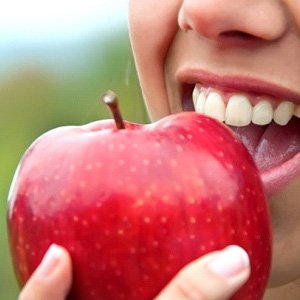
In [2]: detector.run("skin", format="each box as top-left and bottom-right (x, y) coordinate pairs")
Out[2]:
(19, 0), (300, 299)
(128, 0), (300, 298)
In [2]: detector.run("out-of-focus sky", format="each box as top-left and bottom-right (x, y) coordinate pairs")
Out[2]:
(0, 0), (128, 45)
(0, 0), (129, 75)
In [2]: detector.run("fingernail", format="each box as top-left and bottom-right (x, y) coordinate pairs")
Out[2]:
(35, 244), (64, 277)
(207, 245), (250, 277)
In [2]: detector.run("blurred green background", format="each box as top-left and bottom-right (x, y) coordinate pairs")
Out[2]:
(0, 1), (148, 298)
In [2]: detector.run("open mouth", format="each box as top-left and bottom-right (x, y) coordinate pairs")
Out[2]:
(182, 83), (300, 197)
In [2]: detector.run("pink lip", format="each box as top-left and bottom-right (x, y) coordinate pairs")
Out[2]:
(176, 68), (300, 104)
(176, 68), (300, 197)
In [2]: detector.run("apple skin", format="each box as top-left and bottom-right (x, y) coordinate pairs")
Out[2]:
(7, 112), (271, 300)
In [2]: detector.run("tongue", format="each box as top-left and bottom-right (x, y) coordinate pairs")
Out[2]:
(230, 117), (300, 173)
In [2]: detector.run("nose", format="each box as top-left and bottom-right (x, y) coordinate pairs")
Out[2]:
(178, 0), (287, 42)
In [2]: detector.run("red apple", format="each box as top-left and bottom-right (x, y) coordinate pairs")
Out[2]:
(7, 92), (271, 299)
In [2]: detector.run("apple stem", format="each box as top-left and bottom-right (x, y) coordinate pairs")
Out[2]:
(102, 91), (125, 130)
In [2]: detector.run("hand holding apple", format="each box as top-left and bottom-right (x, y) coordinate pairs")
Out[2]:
(8, 91), (271, 299)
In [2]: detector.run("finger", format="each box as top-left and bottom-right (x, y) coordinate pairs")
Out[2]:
(155, 245), (250, 300)
(19, 244), (72, 300)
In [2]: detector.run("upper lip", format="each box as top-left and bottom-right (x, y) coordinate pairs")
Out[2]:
(176, 68), (300, 105)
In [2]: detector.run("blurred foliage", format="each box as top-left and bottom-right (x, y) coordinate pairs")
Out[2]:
(0, 28), (147, 299)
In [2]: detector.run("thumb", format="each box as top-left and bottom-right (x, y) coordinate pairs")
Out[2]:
(18, 244), (72, 300)
(155, 245), (250, 300)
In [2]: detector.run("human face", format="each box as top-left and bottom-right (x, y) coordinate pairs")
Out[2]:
(128, 0), (300, 289)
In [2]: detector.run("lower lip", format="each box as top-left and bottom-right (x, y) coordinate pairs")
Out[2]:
(261, 152), (300, 197)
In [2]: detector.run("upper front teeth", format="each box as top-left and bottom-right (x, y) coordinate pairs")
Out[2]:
(193, 85), (299, 127)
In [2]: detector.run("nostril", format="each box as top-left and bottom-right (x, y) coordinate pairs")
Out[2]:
(220, 30), (256, 40)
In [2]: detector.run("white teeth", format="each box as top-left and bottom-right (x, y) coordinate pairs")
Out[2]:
(225, 95), (252, 127)
(294, 105), (300, 118)
(192, 86), (298, 127)
(195, 91), (206, 113)
(204, 92), (225, 122)
(252, 100), (273, 125)
(192, 85), (200, 108)
(273, 101), (294, 126)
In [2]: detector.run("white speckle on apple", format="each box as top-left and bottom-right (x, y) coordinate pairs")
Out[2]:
(18, 216), (24, 224)
(206, 217), (212, 223)
(154, 142), (161, 148)
(117, 179), (125, 186)
(144, 217), (151, 224)
(179, 134), (186, 140)
(69, 164), (75, 172)
(96, 161), (102, 168)
(226, 163), (234, 171)
(65, 197), (72, 204)
(104, 230), (111, 236)
(130, 166), (136, 173)
(200, 245), (207, 252)
(218, 151), (224, 158)
(118, 229), (124, 236)
(118, 159), (125, 166)
(156, 159), (162, 165)
(210, 240), (216, 247)
(134, 198), (145, 207)
(150, 184), (158, 191)
(31, 251), (36, 257)
(219, 136), (224, 142)
(143, 274), (150, 281)
(119, 144), (125, 151)
(152, 240), (159, 247)
(82, 220), (88, 227)
(85, 164), (93, 171)
(129, 247), (136, 254)
(190, 217), (196, 224)
(143, 159), (150, 166)
(217, 203), (224, 212)
(175, 185), (182, 192)
(140, 247), (147, 254)
(96, 202), (102, 208)
(121, 216), (128, 222)
(176, 145), (184, 152)
(109, 259), (118, 267)
(189, 234), (196, 240)
(162, 195), (169, 203)
(170, 159), (177, 168)
(188, 197), (196, 204)
(73, 215), (79, 222)
(79, 181), (86, 188)
(54, 230), (59, 236)
(145, 190), (152, 198)
(25, 243), (30, 250)
(187, 134), (193, 140)
(160, 216), (167, 224)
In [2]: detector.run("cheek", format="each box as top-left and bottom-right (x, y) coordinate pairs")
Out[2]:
(128, 0), (182, 120)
